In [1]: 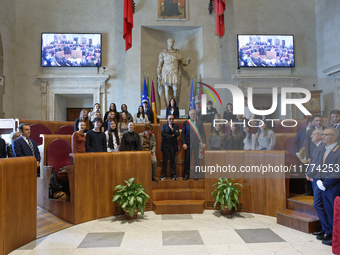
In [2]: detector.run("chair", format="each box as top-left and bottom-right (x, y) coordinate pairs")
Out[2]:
(275, 123), (296, 133)
(46, 139), (72, 172)
(46, 139), (72, 185)
(30, 123), (51, 146)
(56, 125), (74, 135)
(283, 137), (300, 166)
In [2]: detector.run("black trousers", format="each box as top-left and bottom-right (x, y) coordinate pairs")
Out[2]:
(162, 144), (176, 176)
(184, 145), (199, 177)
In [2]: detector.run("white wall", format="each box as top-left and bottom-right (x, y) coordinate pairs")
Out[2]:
(1, 0), (321, 120)
(0, 0), (16, 118)
(315, 0), (340, 116)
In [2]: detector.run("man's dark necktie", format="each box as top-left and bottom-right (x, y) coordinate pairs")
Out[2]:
(27, 137), (35, 157)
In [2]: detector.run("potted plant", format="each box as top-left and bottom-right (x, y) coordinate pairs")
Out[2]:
(211, 177), (242, 215)
(112, 177), (150, 219)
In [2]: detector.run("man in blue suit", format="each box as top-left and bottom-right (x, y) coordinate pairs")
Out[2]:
(13, 123), (41, 175)
(182, 109), (206, 180)
(160, 114), (180, 181)
(314, 128), (340, 246)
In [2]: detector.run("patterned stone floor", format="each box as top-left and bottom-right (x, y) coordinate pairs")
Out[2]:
(10, 210), (332, 255)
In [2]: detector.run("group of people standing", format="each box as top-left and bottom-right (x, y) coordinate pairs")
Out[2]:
(292, 110), (340, 246)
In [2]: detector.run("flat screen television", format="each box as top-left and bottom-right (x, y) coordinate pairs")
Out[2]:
(41, 33), (102, 67)
(237, 35), (294, 68)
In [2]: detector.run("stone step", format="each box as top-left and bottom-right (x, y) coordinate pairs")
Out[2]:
(152, 188), (205, 201)
(152, 178), (205, 189)
(277, 209), (321, 233)
(287, 195), (317, 217)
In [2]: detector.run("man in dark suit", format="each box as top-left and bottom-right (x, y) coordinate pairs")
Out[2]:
(182, 109), (206, 180)
(330, 109), (340, 144)
(160, 114), (180, 180)
(13, 123), (41, 175)
(314, 128), (340, 246)
(306, 129), (328, 240)
(142, 99), (154, 123)
(305, 115), (325, 195)
(294, 118), (313, 157)
(305, 115), (325, 163)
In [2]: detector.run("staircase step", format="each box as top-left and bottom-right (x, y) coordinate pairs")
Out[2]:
(277, 209), (321, 233)
(152, 178), (205, 189)
(287, 195), (317, 217)
(153, 200), (205, 214)
(152, 188), (205, 201)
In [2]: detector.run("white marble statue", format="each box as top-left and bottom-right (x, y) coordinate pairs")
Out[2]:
(157, 38), (190, 108)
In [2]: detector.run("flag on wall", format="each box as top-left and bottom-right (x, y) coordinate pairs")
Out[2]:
(213, 0), (225, 38)
(123, 0), (133, 51)
(189, 79), (195, 111)
(141, 78), (150, 107)
(151, 80), (157, 123)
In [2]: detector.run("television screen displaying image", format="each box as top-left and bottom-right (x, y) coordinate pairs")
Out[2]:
(237, 35), (294, 67)
(41, 33), (102, 67)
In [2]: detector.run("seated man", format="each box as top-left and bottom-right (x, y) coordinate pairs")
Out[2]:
(121, 122), (141, 151)
(12, 123), (41, 176)
(85, 117), (107, 152)
(139, 124), (157, 181)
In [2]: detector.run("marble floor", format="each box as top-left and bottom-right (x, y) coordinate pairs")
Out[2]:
(10, 210), (332, 255)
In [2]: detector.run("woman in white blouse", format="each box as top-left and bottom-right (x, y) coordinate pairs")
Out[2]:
(105, 121), (121, 152)
(133, 106), (149, 123)
(243, 124), (256, 150)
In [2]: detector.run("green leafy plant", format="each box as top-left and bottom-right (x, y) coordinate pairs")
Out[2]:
(112, 177), (150, 218)
(211, 177), (242, 212)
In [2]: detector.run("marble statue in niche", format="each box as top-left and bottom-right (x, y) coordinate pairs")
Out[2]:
(157, 38), (190, 108)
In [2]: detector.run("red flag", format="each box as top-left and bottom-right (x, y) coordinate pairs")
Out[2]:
(151, 80), (157, 123)
(214, 0), (225, 38)
(123, 0), (133, 51)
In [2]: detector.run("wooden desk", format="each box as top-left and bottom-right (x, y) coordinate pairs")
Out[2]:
(0, 157), (37, 255)
(204, 150), (287, 216)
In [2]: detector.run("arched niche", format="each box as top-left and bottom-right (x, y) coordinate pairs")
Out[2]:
(141, 26), (203, 114)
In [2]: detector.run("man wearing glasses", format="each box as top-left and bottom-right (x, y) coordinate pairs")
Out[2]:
(312, 128), (340, 246)
(160, 114), (180, 180)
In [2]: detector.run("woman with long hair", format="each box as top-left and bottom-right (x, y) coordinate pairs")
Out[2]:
(74, 109), (92, 132)
(71, 121), (87, 153)
(166, 98), (179, 119)
(255, 121), (276, 150)
(208, 124), (225, 150)
(105, 121), (121, 152)
(223, 103), (236, 121)
(103, 111), (116, 132)
(210, 113), (225, 133)
(118, 112), (129, 133)
(88, 103), (102, 122)
(243, 124), (256, 150)
(104, 103), (120, 122)
(133, 106), (149, 123)
(224, 124), (243, 150)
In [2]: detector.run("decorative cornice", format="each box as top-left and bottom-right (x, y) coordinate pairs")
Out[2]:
(232, 74), (300, 83)
(322, 64), (340, 76)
